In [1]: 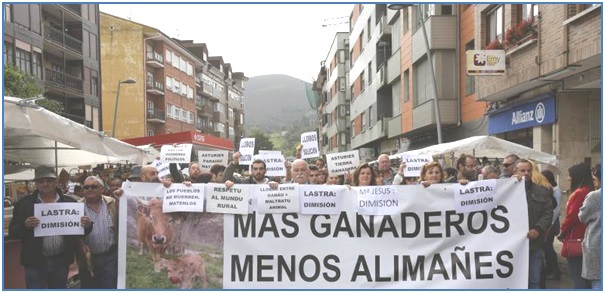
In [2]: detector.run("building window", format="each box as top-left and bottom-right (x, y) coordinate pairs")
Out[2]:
(228, 107), (234, 119)
(368, 62), (372, 84)
(367, 18), (371, 41)
(368, 105), (373, 126)
(487, 5), (504, 44)
(361, 112), (366, 130)
(214, 122), (225, 133)
(360, 71), (365, 92)
(413, 57), (430, 107)
(567, 4), (597, 18)
(165, 76), (172, 92)
(338, 49), (345, 64)
(189, 111), (194, 124)
(147, 101), (154, 114)
(15, 48), (31, 74)
(165, 49), (172, 63)
(4, 41), (13, 65)
(229, 126), (235, 138)
(339, 77), (346, 92)
(465, 41), (475, 96)
(147, 129), (154, 136)
(166, 104), (173, 118)
(32, 51), (42, 79)
(519, 4), (539, 21)
(91, 76), (99, 96)
(4, 4), (10, 22)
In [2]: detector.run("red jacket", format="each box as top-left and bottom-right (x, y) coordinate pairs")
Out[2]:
(560, 186), (590, 240)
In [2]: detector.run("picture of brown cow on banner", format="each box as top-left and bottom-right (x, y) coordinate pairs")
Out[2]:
(118, 183), (223, 289)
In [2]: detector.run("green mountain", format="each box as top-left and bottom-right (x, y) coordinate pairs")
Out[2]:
(244, 74), (316, 133)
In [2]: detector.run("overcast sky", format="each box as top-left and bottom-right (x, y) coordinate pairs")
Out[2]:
(99, 3), (354, 82)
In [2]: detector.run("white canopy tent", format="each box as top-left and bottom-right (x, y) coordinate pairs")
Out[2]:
(4, 96), (145, 169)
(392, 135), (558, 168)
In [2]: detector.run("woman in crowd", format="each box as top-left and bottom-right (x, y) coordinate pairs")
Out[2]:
(326, 174), (343, 185)
(578, 164), (601, 289)
(558, 162), (593, 289)
(375, 169), (385, 185)
(352, 163), (377, 186)
(317, 169), (328, 185)
(541, 169), (562, 281)
(419, 161), (444, 187)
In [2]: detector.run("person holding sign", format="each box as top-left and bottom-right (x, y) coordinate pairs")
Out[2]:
(512, 159), (553, 289)
(224, 152), (270, 185)
(418, 161), (445, 187)
(352, 163), (377, 186)
(77, 176), (119, 289)
(170, 162), (202, 183)
(8, 165), (93, 289)
(377, 154), (397, 185)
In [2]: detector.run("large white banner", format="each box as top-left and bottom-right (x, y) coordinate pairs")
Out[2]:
(224, 179), (529, 289)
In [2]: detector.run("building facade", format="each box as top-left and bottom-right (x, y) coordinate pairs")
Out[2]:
(4, 4), (102, 128)
(100, 12), (246, 149)
(314, 4), (601, 183)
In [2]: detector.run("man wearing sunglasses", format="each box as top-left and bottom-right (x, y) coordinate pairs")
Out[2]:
(499, 154), (520, 179)
(77, 176), (119, 289)
(8, 165), (93, 289)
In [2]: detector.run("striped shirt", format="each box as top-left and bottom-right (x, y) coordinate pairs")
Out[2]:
(38, 193), (64, 257)
(83, 200), (115, 254)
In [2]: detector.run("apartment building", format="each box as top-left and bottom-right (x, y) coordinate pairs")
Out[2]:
(4, 4), (102, 129)
(313, 32), (351, 154)
(475, 4), (601, 190)
(100, 12), (246, 151)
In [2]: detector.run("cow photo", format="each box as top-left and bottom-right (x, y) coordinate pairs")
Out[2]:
(119, 183), (223, 289)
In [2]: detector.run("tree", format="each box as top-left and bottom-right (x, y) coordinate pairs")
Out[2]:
(3, 65), (64, 113)
(249, 127), (274, 153)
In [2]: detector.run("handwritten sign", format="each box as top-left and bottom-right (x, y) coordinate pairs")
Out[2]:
(34, 202), (85, 237)
(255, 152), (286, 177)
(150, 159), (172, 178)
(239, 138), (256, 165)
(326, 150), (360, 176)
(162, 183), (204, 213)
(401, 154), (434, 177)
(205, 183), (250, 215)
(300, 131), (319, 159)
(353, 186), (401, 216)
(199, 150), (229, 171)
(299, 185), (345, 215)
(453, 179), (498, 213)
(160, 144), (192, 163)
(254, 184), (299, 214)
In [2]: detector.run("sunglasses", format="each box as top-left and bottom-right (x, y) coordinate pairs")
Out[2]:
(82, 185), (101, 190)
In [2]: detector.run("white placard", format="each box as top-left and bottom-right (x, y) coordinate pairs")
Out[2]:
(326, 150), (360, 176)
(453, 179), (498, 213)
(224, 179), (529, 289)
(401, 154), (434, 177)
(299, 185), (345, 215)
(34, 202), (85, 237)
(205, 183), (250, 215)
(254, 184), (299, 214)
(238, 138), (256, 165)
(254, 152), (286, 177)
(300, 131), (319, 159)
(160, 144), (193, 163)
(353, 185), (401, 215)
(162, 183), (204, 213)
(198, 150), (229, 171)
(150, 159), (172, 178)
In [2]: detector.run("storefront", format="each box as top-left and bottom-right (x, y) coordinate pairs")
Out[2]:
(487, 95), (556, 148)
(122, 131), (234, 160)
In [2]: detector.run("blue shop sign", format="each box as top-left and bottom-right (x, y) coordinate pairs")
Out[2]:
(488, 95), (556, 135)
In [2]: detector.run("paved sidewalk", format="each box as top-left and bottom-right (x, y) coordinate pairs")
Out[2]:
(545, 241), (574, 289)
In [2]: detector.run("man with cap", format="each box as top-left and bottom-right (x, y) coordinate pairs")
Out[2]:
(9, 165), (93, 289)
(77, 176), (119, 289)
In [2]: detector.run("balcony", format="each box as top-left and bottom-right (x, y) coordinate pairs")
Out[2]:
(43, 24), (82, 55)
(44, 67), (83, 93)
(59, 4), (81, 16)
(146, 81), (164, 96)
(195, 96), (203, 109)
(377, 15), (392, 37)
(146, 51), (164, 68)
(147, 109), (165, 123)
(409, 99), (457, 133)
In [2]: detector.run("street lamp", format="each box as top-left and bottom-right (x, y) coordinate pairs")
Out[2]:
(388, 4), (443, 144)
(112, 78), (136, 138)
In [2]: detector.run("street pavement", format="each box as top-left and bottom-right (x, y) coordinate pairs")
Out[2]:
(545, 241), (574, 289)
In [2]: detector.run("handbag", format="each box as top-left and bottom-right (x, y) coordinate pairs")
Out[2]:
(561, 227), (583, 258)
